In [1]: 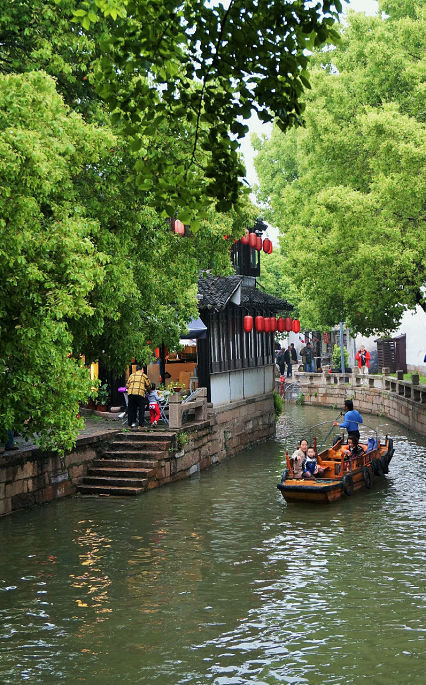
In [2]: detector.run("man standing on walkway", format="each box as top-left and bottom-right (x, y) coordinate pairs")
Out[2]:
(333, 399), (363, 441)
(300, 341), (315, 373)
(126, 365), (151, 428)
(283, 346), (293, 377)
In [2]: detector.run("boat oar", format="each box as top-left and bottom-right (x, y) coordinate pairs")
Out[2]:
(318, 413), (342, 452)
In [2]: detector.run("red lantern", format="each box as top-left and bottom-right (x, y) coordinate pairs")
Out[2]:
(277, 317), (285, 333)
(154, 347), (160, 358)
(292, 319), (301, 333)
(267, 242), (273, 254)
(249, 232), (257, 248)
(243, 315), (253, 333)
(241, 231), (249, 245)
(284, 317), (292, 332)
(264, 317), (272, 333)
(269, 317), (277, 332)
(256, 236), (262, 251)
(255, 316), (264, 332)
(263, 238), (272, 253)
(174, 219), (184, 235)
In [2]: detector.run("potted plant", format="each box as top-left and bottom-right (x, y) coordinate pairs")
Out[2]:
(96, 382), (110, 411)
(331, 345), (351, 373)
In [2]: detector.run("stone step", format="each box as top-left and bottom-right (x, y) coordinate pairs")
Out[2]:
(93, 458), (159, 469)
(82, 475), (149, 488)
(111, 441), (170, 452)
(77, 483), (146, 496)
(88, 466), (155, 479)
(102, 449), (166, 460)
(116, 431), (174, 442)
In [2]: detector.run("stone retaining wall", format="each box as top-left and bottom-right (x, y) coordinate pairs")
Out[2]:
(166, 394), (276, 482)
(1, 393), (275, 516)
(288, 372), (426, 436)
(0, 431), (120, 517)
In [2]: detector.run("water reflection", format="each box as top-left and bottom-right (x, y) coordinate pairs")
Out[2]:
(0, 404), (425, 684)
(70, 520), (112, 617)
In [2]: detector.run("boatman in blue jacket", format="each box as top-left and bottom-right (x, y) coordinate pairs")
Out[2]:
(333, 399), (363, 441)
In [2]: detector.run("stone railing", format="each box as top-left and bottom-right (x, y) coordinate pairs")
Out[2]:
(295, 369), (426, 404)
(168, 387), (208, 429)
(288, 368), (426, 436)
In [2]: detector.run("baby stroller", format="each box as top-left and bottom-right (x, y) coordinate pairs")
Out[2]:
(118, 387), (128, 425)
(158, 393), (169, 426)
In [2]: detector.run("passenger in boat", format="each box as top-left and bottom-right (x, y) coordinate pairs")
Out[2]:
(290, 439), (308, 479)
(303, 446), (327, 479)
(333, 399), (363, 441)
(342, 436), (364, 461)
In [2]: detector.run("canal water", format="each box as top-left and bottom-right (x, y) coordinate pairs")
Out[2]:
(1, 405), (425, 684)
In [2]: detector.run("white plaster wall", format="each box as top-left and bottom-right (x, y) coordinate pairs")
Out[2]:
(210, 373), (231, 405)
(230, 370), (244, 401)
(243, 367), (265, 398)
(210, 366), (275, 404)
(265, 365), (275, 392)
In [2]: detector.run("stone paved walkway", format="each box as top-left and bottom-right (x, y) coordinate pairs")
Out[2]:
(4, 415), (122, 455)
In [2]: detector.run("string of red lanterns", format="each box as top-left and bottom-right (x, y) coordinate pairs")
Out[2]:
(243, 316), (301, 334)
(237, 232), (273, 253)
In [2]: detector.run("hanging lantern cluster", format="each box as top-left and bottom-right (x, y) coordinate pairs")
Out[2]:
(238, 231), (273, 254)
(244, 315), (301, 334)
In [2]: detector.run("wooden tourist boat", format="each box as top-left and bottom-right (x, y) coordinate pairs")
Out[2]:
(277, 436), (394, 504)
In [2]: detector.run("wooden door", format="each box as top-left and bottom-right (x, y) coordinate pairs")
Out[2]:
(394, 334), (407, 373)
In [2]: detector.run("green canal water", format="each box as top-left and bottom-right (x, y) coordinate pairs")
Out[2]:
(1, 405), (425, 684)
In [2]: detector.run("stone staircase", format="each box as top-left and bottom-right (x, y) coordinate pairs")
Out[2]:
(77, 430), (174, 496)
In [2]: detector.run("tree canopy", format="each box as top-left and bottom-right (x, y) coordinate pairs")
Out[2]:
(254, 0), (426, 335)
(0, 0), (344, 450)
(0, 71), (111, 451)
(69, 0), (342, 220)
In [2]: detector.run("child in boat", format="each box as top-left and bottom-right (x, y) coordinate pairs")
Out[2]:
(342, 436), (364, 460)
(289, 439), (308, 479)
(303, 446), (327, 479)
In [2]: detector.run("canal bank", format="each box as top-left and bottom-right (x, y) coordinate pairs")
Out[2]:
(0, 404), (424, 685)
(284, 371), (426, 437)
(0, 392), (275, 516)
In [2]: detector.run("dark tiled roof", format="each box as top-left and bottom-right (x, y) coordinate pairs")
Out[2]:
(198, 275), (242, 311)
(198, 275), (293, 313)
(241, 285), (293, 313)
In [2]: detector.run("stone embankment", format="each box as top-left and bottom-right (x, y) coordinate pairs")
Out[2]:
(286, 370), (426, 436)
(1, 392), (275, 516)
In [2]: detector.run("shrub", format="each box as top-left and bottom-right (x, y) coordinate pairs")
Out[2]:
(273, 390), (283, 419)
(332, 345), (349, 370)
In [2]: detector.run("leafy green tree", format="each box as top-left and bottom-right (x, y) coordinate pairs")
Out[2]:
(70, 0), (342, 219)
(0, 1), (257, 361)
(0, 71), (114, 452)
(254, 0), (426, 335)
(0, 0), (342, 451)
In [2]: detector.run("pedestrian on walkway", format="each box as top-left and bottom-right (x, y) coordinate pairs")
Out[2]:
(283, 346), (292, 377)
(355, 344), (371, 376)
(300, 341), (315, 373)
(126, 365), (151, 428)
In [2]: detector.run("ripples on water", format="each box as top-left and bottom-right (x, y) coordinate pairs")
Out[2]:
(0, 405), (425, 684)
